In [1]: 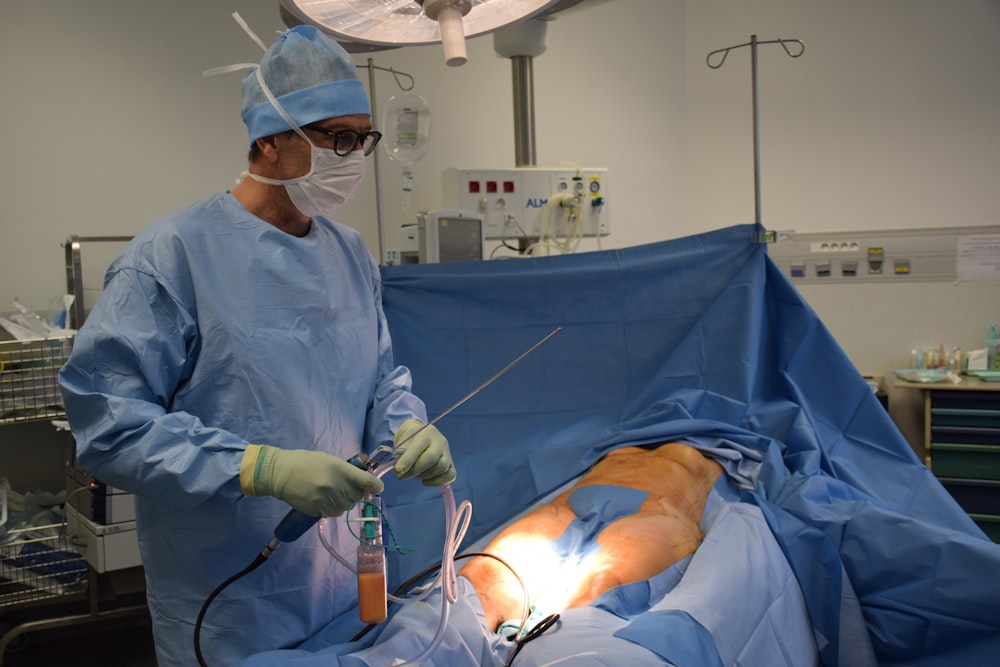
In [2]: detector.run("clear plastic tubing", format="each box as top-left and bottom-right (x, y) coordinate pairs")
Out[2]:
(317, 462), (472, 666)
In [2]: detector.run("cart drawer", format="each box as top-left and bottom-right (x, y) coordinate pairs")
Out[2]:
(931, 408), (1000, 428)
(933, 443), (1000, 480)
(940, 477), (1000, 515)
(969, 514), (1000, 543)
(930, 425), (1000, 446)
(931, 390), (1000, 412)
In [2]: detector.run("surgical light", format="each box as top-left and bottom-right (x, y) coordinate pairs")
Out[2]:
(278, 0), (576, 66)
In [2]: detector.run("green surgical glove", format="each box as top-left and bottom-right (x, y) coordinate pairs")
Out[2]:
(240, 444), (383, 517)
(393, 420), (457, 486)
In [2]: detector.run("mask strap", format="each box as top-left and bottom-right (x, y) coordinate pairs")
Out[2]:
(252, 67), (310, 144)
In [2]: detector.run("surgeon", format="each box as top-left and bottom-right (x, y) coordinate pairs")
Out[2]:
(58, 25), (455, 667)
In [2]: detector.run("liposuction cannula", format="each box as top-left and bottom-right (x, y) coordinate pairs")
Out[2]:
(269, 326), (563, 549)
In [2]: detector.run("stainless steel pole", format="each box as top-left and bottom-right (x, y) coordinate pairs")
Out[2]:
(511, 54), (537, 167)
(750, 34), (761, 226)
(368, 58), (387, 265)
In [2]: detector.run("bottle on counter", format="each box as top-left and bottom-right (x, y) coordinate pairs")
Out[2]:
(988, 323), (999, 371)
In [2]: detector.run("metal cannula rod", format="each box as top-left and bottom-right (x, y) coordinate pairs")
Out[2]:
(394, 326), (563, 449)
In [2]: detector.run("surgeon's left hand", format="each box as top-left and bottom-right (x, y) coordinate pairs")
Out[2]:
(393, 419), (456, 486)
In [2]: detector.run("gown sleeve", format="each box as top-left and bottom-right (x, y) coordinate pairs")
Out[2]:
(58, 267), (247, 509)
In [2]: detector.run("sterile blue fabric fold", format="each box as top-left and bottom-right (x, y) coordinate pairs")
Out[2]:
(229, 222), (999, 666)
(371, 223), (999, 666)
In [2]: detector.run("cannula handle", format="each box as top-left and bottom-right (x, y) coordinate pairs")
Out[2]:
(274, 510), (319, 543)
(273, 453), (371, 544)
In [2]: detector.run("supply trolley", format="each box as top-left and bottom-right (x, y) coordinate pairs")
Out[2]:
(0, 334), (86, 617)
(1, 238), (147, 664)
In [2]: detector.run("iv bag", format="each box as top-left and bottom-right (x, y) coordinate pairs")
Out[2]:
(382, 93), (431, 168)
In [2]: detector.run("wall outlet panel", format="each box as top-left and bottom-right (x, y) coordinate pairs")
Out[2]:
(767, 225), (1000, 283)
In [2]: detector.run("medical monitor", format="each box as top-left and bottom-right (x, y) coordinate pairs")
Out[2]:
(417, 209), (485, 264)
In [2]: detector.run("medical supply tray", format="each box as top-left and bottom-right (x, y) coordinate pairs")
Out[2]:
(0, 332), (73, 424)
(0, 522), (88, 609)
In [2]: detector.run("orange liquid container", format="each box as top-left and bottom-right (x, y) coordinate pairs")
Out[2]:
(357, 570), (388, 623)
(357, 542), (387, 624)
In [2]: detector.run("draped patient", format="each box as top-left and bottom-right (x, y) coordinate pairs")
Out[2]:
(460, 443), (724, 632)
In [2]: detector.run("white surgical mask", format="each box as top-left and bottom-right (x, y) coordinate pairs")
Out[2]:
(246, 142), (365, 219)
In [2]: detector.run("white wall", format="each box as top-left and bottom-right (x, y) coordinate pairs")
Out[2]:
(686, 0), (1000, 233)
(1, 0), (998, 378)
(684, 0), (1000, 375)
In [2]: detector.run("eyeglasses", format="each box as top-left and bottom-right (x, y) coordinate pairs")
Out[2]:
(303, 124), (383, 156)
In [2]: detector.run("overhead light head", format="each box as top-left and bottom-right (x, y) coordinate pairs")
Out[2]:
(279, 0), (567, 66)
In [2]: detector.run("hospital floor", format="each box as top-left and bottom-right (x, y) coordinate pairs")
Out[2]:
(2, 611), (157, 667)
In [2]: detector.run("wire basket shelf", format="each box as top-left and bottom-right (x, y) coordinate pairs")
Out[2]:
(0, 334), (73, 424)
(0, 523), (88, 609)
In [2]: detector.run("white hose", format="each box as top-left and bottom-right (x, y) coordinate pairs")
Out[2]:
(393, 483), (471, 666)
(317, 472), (472, 666)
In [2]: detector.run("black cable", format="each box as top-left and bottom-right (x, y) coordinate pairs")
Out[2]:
(196, 548), (532, 664)
(503, 612), (561, 667)
(194, 552), (269, 667)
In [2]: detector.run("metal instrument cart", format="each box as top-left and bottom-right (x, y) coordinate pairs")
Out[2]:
(0, 236), (146, 663)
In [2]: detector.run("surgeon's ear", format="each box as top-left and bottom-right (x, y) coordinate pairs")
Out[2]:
(255, 135), (282, 163)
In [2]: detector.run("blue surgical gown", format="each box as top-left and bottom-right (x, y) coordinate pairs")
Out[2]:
(58, 193), (426, 667)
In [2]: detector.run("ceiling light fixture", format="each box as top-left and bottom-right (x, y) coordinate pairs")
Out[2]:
(279, 0), (575, 66)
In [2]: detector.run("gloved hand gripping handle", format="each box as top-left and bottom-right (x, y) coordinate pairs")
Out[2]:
(271, 450), (385, 546)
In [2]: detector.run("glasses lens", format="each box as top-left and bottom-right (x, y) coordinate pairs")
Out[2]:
(361, 131), (382, 156)
(334, 130), (360, 156)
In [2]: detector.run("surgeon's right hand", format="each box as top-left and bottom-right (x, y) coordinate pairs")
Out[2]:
(240, 444), (384, 517)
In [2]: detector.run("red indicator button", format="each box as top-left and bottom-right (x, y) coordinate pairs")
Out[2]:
(486, 181), (498, 193)
(468, 181), (480, 193)
(503, 180), (515, 193)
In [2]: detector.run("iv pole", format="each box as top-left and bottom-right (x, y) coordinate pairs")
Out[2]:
(357, 60), (415, 266)
(706, 35), (804, 227)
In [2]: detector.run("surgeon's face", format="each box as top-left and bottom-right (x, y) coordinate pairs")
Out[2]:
(263, 115), (369, 180)
(282, 114), (373, 178)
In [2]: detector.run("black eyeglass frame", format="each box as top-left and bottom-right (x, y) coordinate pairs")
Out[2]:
(303, 124), (383, 156)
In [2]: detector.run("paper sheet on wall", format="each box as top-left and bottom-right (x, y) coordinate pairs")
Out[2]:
(957, 233), (1000, 281)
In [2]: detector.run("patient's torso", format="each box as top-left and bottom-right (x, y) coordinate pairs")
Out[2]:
(461, 442), (724, 630)
(568, 443), (723, 519)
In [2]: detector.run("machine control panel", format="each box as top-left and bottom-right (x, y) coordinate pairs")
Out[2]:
(442, 167), (610, 241)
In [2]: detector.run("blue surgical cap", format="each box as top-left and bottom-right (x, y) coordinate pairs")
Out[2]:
(241, 25), (370, 144)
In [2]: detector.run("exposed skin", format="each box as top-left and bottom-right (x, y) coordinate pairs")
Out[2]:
(228, 114), (372, 237)
(460, 443), (724, 631)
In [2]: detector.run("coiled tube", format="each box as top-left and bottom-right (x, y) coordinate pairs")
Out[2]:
(317, 482), (471, 665)
(317, 457), (472, 665)
(393, 482), (471, 666)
